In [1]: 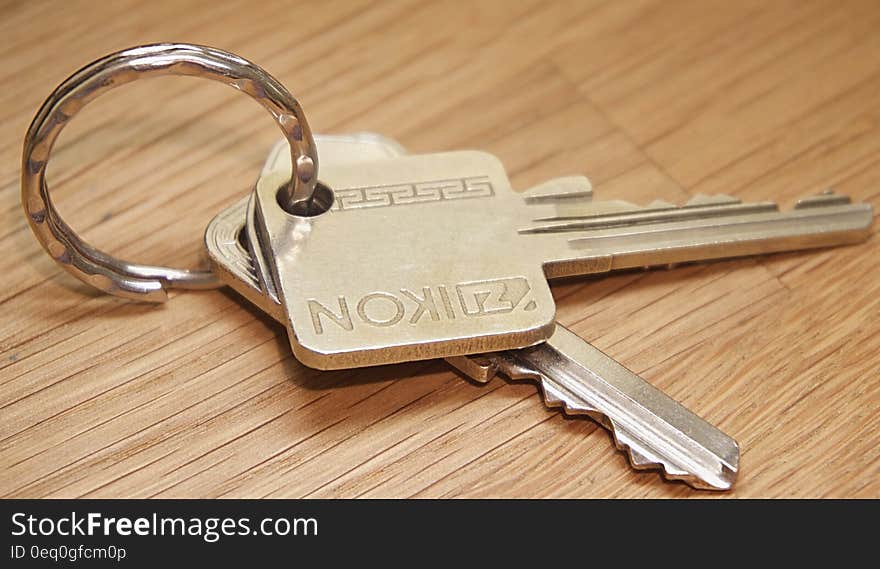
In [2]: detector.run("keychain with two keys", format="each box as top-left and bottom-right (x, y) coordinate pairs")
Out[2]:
(22, 44), (874, 491)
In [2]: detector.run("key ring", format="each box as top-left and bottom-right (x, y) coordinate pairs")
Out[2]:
(21, 43), (319, 302)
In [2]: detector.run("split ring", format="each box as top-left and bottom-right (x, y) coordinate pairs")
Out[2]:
(21, 43), (318, 301)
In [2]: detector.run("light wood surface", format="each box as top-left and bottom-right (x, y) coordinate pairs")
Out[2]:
(1, 0), (878, 498)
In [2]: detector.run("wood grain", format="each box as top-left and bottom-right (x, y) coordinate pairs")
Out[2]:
(1, 0), (878, 498)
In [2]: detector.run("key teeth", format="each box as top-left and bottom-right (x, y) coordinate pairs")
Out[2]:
(542, 389), (563, 406)
(794, 190), (852, 209)
(646, 199), (675, 209)
(537, 383), (734, 491)
(685, 193), (741, 206)
(508, 365), (735, 490)
(522, 176), (593, 203)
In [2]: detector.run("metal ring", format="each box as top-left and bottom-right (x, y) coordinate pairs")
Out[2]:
(21, 43), (319, 302)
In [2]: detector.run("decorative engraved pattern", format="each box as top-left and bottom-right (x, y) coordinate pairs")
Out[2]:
(331, 176), (494, 211)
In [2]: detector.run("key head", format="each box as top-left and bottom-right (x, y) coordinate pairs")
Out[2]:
(253, 150), (556, 369)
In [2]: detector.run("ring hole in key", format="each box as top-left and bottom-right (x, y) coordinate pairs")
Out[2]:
(277, 181), (334, 216)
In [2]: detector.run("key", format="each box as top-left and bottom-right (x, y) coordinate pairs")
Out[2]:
(445, 326), (740, 490)
(206, 135), (871, 491)
(206, 189), (740, 490)
(245, 141), (873, 369)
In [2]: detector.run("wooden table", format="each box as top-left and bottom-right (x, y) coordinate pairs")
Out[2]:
(1, 0), (877, 498)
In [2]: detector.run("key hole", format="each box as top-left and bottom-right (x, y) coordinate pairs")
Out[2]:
(277, 182), (334, 216)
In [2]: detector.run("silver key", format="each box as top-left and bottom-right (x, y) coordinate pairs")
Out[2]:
(447, 325), (738, 490)
(205, 135), (871, 491)
(206, 196), (740, 490)
(245, 141), (872, 370)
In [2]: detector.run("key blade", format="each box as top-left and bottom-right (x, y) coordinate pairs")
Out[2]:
(485, 324), (739, 491)
(529, 193), (872, 279)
